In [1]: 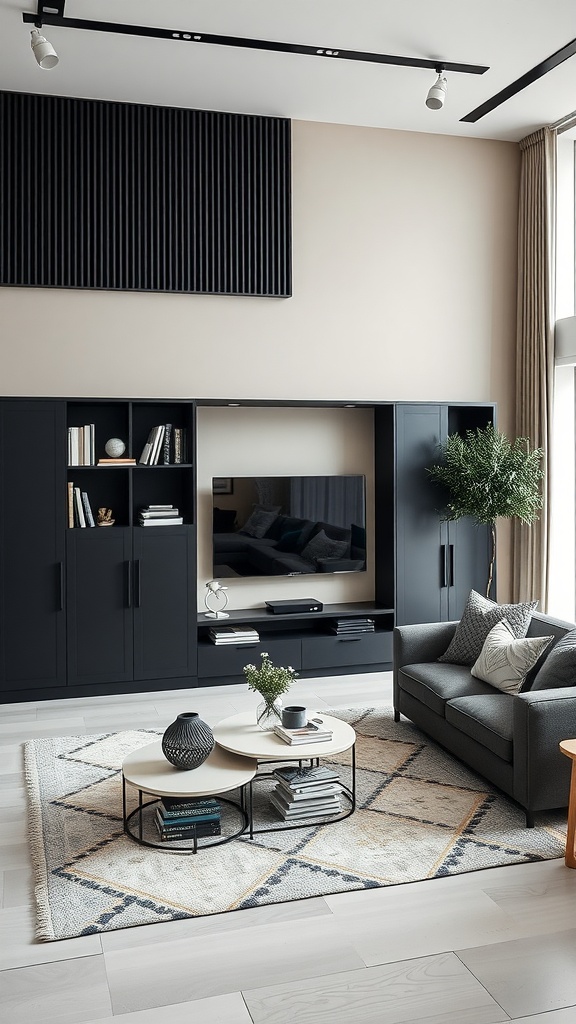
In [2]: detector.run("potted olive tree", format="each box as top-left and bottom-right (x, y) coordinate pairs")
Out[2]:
(427, 424), (544, 598)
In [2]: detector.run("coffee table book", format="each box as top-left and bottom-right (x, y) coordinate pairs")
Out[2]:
(273, 723), (334, 745)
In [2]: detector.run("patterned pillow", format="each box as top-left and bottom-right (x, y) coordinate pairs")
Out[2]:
(438, 589), (538, 666)
(529, 629), (576, 690)
(471, 619), (553, 694)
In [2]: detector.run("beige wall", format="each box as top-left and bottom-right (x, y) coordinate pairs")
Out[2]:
(0, 118), (519, 601)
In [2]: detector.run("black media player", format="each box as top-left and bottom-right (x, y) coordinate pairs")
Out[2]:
(265, 598), (323, 614)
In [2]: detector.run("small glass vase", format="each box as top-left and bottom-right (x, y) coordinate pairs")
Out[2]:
(256, 698), (282, 731)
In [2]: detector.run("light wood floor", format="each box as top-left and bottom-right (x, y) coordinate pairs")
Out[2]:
(1, 672), (575, 1024)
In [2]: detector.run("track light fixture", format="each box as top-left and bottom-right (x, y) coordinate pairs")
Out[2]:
(426, 69), (447, 110)
(30, 26), (58, 68)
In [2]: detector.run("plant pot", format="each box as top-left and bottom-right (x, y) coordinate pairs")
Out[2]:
(161, 712), (215, 770)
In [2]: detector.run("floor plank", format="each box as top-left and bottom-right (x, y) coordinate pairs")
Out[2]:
(242, 951), (508, 1024)
(2, 954), (112, 1024)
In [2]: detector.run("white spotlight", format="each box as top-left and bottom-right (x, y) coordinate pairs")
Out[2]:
(426, 72), (447, 110)
(30, 28), (59, 70)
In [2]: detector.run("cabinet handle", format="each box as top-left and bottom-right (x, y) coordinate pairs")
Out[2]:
(58, 562), (64, 611)
(338, 637), (361, 643)
(126, 561), (132, 608)
(134, 560), (141, 607)
(449, 544), (455, 587)
(440, 544), (447, 588)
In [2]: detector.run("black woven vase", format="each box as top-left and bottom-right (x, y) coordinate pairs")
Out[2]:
(161, 712), (215, 770)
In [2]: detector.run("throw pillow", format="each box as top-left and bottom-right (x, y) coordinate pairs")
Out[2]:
(471, 619), (553, 694)
(238, 508), (279, 539)
(529, 628), (576, 690)
(300, 529), (349, 564)
(438, 589), (538, 666)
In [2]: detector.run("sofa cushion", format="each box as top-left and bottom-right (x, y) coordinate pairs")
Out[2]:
(399, 662), (496, 717)
(471, 619), (554, 694)
(529, 628), (576, 690)
(446, 695), (514, 762)
(438, 589), (538, 666)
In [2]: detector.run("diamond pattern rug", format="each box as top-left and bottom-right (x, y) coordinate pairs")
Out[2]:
(24, 707), (566, 941)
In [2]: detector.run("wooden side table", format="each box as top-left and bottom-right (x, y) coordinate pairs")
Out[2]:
(559, 739), (576, 868)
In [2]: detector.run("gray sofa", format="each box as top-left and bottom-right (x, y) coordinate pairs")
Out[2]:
(393, 611), (576, 824)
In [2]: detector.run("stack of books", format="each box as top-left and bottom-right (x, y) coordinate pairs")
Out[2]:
(68, 424), (95, 466)
(154, 796), (221, 842)
(208, 625), (260, 645)
(273, 720), (334, 745)
(138, 504), (184, 526)
(270, 764), (342, 821)
(138, 424), (173, 465)
(68, 482), (95, 527)
(329, 617), (375, 635)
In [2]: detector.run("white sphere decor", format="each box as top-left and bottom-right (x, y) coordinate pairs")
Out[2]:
(104, 438), (126, 458)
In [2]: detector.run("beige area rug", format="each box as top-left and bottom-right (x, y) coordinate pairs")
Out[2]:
(24, 707), (566, 941)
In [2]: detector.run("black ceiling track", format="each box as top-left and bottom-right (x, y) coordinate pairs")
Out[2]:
(461, 36), (576, 122)
(22, 9), (489, 75)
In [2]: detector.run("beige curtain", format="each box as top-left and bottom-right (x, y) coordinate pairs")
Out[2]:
(512, 126), (557, 609)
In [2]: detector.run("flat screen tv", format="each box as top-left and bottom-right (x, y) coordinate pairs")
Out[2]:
(212, 475), (366, 579)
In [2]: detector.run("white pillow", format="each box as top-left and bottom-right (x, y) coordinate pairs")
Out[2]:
(471, 619), (554, 694)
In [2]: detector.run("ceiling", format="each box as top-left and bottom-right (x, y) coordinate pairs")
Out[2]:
(2, 0), (576, 142)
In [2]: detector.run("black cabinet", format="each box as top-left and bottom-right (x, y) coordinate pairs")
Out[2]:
(67, 526), (196, 687)
(392, 404), (494, 626)
(0, 401), (67, 692)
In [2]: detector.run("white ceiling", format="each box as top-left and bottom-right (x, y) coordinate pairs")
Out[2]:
(2, 0), (576, 142)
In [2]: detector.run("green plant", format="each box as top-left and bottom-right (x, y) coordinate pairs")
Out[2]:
(427, 424), (544, 598)
(243, 652), (298, 705)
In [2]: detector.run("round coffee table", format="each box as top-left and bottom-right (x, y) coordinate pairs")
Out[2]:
(213, 712), (356, 836)
(122, 741), (256, 853)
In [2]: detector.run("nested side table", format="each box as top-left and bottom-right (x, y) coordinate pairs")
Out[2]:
(560, 739), (576, 869)
(122, 741), (256, 854)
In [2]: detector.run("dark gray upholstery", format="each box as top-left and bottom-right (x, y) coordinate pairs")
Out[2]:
(393, 610), (576, 817)
(446, 695), (514, 762)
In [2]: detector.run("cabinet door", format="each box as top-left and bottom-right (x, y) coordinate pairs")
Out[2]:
(67, 528), (133, 686)
(395, 405), (450, 625)
(447, 518), (492, 619)
(133, 527), (196, 681)
(0, 401), (66, 691)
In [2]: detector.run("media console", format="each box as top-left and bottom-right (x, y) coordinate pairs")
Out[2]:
(197, 602), (394, 685)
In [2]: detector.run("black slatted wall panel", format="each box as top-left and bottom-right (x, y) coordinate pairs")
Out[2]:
(0, 91), (292, 296)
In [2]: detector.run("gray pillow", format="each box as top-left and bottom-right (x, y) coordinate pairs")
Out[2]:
(470, 619), (553, 694)
(529, 628), (576, 690)
(238, 508), (279, 538)
(439, 589), (538, 666)
(301, 529), (349, 564)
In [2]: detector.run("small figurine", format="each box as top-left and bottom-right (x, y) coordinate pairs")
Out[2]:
(97, 508), (115, 527)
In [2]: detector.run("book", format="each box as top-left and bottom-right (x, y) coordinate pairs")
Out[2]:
(147, 505), (175, 510)
(273, 765), (340, 788)
(138, 428), (157, 465)
(162, 423), (173, 464)
(155, 808), (220, 829)
(154, 817), (221, 841)
(269, 792), (341, 820)
(140, 509), (181, 518)
(275, 781), (343, 801)
(159, 797), (220, 818)
(139, 517), (184, 526)
(81, 490), (95, 527)
(73, 486), (86, 528)
(271, 789), (341, 813)
(149, 425), (165, 465)
(67, 481), (74, 528)
(273, 723), (333, 745)
(97, 458), (136, 465)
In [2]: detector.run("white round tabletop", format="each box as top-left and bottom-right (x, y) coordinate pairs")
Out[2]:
(122, 741), (256, 798)
(213, 711), (355, 760)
